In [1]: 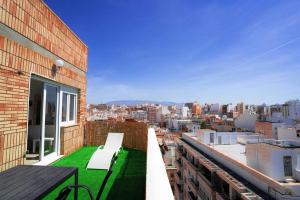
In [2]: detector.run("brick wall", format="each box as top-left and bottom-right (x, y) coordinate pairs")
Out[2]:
(255, 121), (273, 138)
(0, 0), (87, 171)
(85, 121), (148, 152)
(0, 0), (88, 72)
(60, 125), (84, 156)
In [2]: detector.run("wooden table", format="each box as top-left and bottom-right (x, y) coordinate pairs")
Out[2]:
(0, 165), (78, 200)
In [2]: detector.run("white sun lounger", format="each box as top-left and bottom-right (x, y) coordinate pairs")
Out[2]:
(87, 132), (124, 170)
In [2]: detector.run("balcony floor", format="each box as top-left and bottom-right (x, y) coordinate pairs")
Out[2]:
(44, 147), (146, 200)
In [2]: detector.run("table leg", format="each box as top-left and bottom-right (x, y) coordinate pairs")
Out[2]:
(75, 169), (78, 200)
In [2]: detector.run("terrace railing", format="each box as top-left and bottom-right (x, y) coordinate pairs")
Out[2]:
(146, 128), (174, 200)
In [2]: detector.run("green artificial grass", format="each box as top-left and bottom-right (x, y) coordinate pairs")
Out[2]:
(43, 147), (146, 200)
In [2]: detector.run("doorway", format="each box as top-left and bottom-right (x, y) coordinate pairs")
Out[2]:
(26, 78), (59, 164)
(283, 156), (293, 177)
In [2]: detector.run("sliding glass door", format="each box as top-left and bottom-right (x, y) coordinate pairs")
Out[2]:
(41, 83), (59, 159)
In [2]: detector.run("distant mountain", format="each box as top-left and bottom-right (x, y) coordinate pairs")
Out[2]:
(105, 100), (181, 106)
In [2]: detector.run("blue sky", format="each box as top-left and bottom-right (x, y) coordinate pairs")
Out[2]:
(45, 0), (300, 104)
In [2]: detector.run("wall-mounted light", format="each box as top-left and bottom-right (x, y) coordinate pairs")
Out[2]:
(52, 59), (65, 78)
(55, 59), (64, 68)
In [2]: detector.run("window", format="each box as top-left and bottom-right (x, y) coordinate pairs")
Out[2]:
(210, 132), (214, 143)
(69, 94), (75, 121)
(283, 156), (293, 177)
(62, 93), (67, 121)
(61, 89), (77, 125)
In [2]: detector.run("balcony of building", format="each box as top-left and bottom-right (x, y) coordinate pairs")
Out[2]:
(216, 191), (230, 200)
(174, 182), (183, 200)
(175, 156), (183, 168)
(1, 126), (174, 200)
(175, 170), (182, 185)
(188, 190), (197, 200)
(189, 177), (199, 192)
(198, 164), (213, 185)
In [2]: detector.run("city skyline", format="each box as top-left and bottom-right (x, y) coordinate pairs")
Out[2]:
(45, 0), (300, 104)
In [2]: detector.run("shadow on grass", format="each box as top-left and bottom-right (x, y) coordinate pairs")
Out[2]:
(105, 149), (146, 200)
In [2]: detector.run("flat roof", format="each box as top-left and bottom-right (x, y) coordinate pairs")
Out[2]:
(213, 144), (246, 164)
(180, 137), (274, 199)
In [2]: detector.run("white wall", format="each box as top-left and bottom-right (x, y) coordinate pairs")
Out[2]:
(234, 111), (257, 132)
(237, 133), (263, 144)
(176, 106), (189, 118)
(156, 106), (170, 122)
(272, 123), (284, 139)
(196, 130), (237, 145)
(287, 100), (300, 121)
(277, 127), (299, 141)
(246, 144), (300, 182)
(183, 134), (300, 199)
(146, 128), (174, 200)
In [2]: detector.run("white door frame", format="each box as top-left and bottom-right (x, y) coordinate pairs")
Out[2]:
(40, 82), (60, 161)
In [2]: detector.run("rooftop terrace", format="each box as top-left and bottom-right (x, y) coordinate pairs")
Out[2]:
(44, 147), (146, 200)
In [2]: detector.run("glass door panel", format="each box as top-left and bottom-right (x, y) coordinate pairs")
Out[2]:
(43, 84), (58, 156)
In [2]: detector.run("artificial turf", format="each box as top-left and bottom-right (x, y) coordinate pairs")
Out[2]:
(43, 147), (146, 200)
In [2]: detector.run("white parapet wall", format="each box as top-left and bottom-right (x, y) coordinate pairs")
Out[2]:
(146, 128), (174, 200)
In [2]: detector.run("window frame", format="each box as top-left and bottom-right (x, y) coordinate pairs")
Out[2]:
(60, 86), (78, 126)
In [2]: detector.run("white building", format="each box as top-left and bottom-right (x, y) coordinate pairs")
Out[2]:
(287, 100), (300, 121)
(156, 106), (170, 123)
(234, 111), (257, 131)
(176, 106), (189, 118)
(131, 110), (148, 121)
(246, 140), (300, 182)
(181, 132), (300, 199)
(196, 129), (237, 145)
(267, 111), (284, 123)
(227, 103), (235, 113)
(237, 132), (264, 144)
(210, 103), (220, 113)
(277, 126), (300, 141)
(168, 119), (192, 131)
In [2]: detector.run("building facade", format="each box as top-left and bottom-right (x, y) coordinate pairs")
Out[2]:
(175, 138), (266, 200)
(255, 121), (283, 139)
(174, 132), (300, 200)
(0, 0), (88, 171)
(147, 106), (157, 124)
(234, 111), (257, 132)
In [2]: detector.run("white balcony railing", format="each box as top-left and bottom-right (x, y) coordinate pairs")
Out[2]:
(146, 128), (174, 200)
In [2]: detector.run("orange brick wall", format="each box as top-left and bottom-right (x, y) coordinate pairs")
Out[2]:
(0, 0), (88, 72)
(85, 121), (148, 152)
(0, 0), (87, 171)
(60, 125), (84, 156)
(255, 121), (273, 139)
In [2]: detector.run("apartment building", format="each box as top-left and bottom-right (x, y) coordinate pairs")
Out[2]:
(131, 110), (148, 121)
(236, 102), (245, 115)
(255, 121), (283, 139)
(277, 126), (300, 141)
(234, 111), (257, 132)
(147, 106), (157, 123)
(174, 131), (300, 200)
(0, 0), (87, 171)
(193, 104), (202, 116)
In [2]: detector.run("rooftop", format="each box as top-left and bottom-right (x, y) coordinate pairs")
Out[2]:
(44, 147), (146, 200)
(182, 132), (300, 199)
(213, 144), (246, 164)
